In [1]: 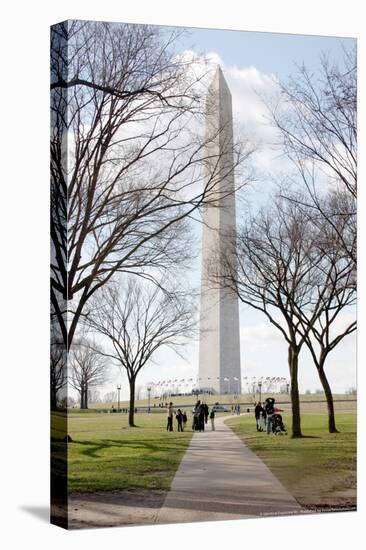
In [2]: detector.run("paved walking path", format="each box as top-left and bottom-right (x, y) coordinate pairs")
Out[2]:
(156, 415), (302, 524)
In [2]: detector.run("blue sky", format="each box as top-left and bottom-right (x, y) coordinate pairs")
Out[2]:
(175, 27), (355, 80)
(90, 26), (357, 401)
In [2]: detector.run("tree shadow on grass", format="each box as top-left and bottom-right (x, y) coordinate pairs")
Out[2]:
(73, 438), (181, 458)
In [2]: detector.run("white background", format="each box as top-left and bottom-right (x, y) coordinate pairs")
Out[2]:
(0, 0), (364, 548)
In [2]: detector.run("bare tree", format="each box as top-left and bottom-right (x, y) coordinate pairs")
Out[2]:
(267, 47), (356, 266)
(218, 192), (355, 435)
(218, 198), (327, 437)
(85, 279), (196, 426)
(50, 316), (67, 410)
(88, 389), (102, 404)
(270, 47), (356, 198)
(50, 21), (253, 349)
(103, 391), (118, 404)
(50, 344), (66, 410)
(291, 213), (356, 432)
(70, 342), (108, 409)
(279, 172), (356, 269)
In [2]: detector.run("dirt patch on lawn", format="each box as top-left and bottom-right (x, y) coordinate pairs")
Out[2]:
(299, 487), (356, 513)
(67, 490), (167, 529)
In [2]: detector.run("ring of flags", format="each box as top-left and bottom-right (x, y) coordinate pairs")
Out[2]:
(142, 376), (290, 397)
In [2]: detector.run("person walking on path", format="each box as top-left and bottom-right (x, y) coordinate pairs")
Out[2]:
(204, 403), (209, 425)
(255, 401), (264, 432)
(193, 400), (201, 431)
(264, 397), (275, 434)
(176, 409), (184, 432)
(210, 408), (216, 431)
(167, 402), (174, 432)
(199, 402), (205, 432)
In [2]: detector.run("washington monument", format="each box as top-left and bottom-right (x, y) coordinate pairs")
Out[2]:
(198, 66), (241, 395)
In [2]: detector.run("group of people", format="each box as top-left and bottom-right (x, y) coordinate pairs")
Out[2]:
(166, 400), (216, 432)
(192, 400), (216, 432)
(254, 397), (283, 434)
(166, 402), (188, 432)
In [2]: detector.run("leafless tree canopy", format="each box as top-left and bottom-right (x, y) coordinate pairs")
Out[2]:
(292, 198), (356, 432)
(216, 195), (355, 436)
(85, 278), (197, 425)
(69, 341), (108, 409)
(270, 47), (356, 198)
(104, 391), (118, 404)
(50, 21), (254, 349)
(267, 47), (357, 268)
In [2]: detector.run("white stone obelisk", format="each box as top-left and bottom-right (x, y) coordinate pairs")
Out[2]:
(198, 66), (241, 395)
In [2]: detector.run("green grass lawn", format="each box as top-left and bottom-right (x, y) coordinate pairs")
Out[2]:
(63, 411), (193, 493)
(226, 412), (357, 509)
(52, 401), (357, 507)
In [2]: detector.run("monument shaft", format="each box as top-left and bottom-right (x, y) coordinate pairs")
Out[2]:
(198, 67), (241, 395)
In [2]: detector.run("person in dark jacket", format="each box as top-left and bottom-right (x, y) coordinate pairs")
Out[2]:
(176, 409), (184, 432)
(166, 402), (174, 432)
(199, 402), (206, 431)
(264, 397), (275, 434)
(204, 403), (209, 424)
(182, 410), (187, 429)
(210, 408), (216, 431)
(193, 400), (201, 431)
(254, 402), (264, 431)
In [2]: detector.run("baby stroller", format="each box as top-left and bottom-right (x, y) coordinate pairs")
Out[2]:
(271, 413), (287, 435)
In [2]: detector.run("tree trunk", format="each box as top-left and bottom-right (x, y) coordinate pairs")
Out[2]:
(288, 346), (302, 438)
(317, 364), (339, 433)
(129, 376), (136, 427)
(51, 386), (57, 410)
(80, 384), (88, 409)
(84, 383), (88, 409)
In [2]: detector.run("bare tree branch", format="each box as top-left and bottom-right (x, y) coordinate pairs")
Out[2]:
(84, 278), (197, 426)
(50, 21), (254, 351)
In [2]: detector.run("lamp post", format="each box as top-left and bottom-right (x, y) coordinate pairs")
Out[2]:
(147, 386), (151, 413)
(117, 384), (121, 412)
(258, 381), (262, 402)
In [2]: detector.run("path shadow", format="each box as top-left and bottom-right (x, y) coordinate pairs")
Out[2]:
(20, 505), (49, 523)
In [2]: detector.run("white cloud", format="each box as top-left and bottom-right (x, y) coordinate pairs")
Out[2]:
(82, 48), (356, 399)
